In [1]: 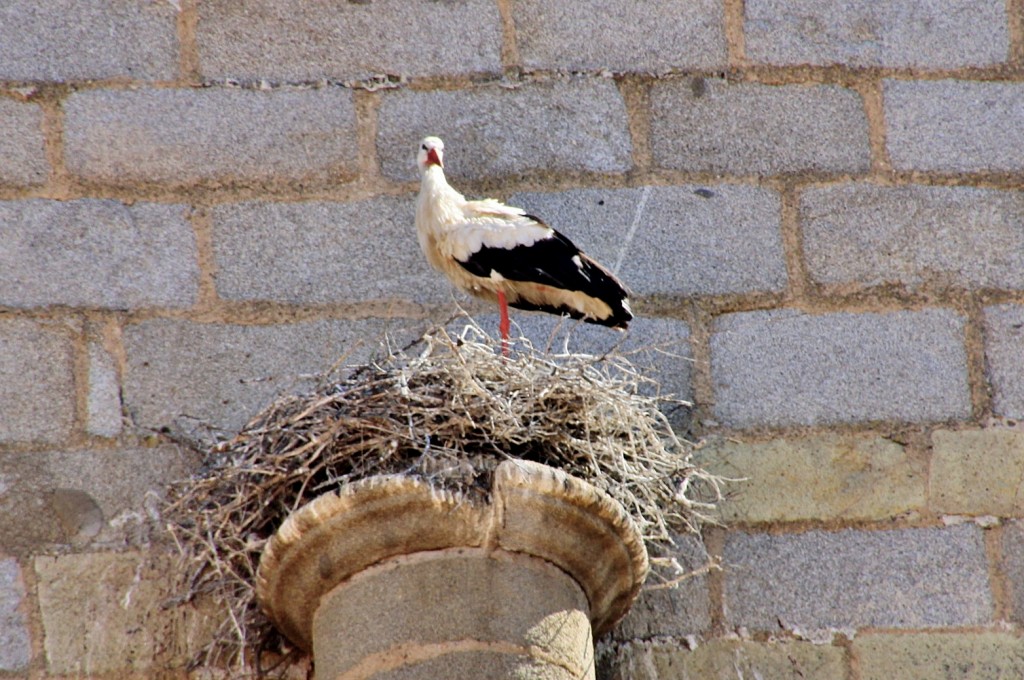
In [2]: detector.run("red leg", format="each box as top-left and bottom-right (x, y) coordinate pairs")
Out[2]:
(496, 290), (510, 357)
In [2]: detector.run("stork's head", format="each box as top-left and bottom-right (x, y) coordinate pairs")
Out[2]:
(417, 136), (444, 174)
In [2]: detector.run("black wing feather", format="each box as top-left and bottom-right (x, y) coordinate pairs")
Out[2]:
(456, 230), (585, 289)
(456, 226), (632, 329)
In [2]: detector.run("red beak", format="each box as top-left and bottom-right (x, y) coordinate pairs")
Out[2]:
(426, 148), (442, 167)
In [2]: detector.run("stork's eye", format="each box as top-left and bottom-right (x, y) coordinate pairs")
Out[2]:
(421, 144), (428, 150)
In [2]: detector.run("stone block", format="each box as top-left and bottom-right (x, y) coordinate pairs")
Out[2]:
(212, 197), (449, 305)
(856, 632), (1024, 680)
(197, 0), (502, 81)
(802, 183), (1024, 292)
(0, 318), (75, 444)
(0, 99), (47, 185)
(510, 185), (786, 296)
(0, 446), (195, 552)
(377, 79), (632, 181)
(0, 199), (198, 309)
(35, 552), (214, 675)
(602, 639), (846, 680)
(710, 308), (971, 428)
(123, 317), (426, 437)
(885, 80), (1024, 173)
(1001, 520), (1024, 624)
(724, 525), (992, 632)
(698, 433), (926, 523)
(745, 0), (1008, 68)
(87, 336), (123, 438)
(984, 305), (1024, 419)
(0, 0), (177, 81)
(378, 652), (578, 680)
(64, 87), (357, 185)
(931, 428), (1024, 516)
(650, 79), (870, 175)
(0, 558), (31, 671)
(513, 0), (726, 72)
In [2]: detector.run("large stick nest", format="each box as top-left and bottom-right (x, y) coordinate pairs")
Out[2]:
(164, 321), (723, 673)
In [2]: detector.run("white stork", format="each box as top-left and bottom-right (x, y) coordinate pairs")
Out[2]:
(414, 136), (632, 352)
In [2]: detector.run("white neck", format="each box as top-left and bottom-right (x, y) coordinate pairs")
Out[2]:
(420, 165), (458, 195)
(417, 166), (465, 232)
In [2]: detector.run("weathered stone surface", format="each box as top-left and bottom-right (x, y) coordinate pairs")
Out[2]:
(514, 0), (726, 72)
(802, 184), (1024, 292)
(510, 185), (786, 296)
(197, 0), (502, 81)
(856, 632), (1024, 680)
(699, 433), (925, 523)
(0, 9), (1019, 680)
(931, 428), (1024, 516)
(886, 80), (1024, 173)
(984, 305), (1024, 419)
(49, 489), (103, 547)
(377, 80), (632, 181)
(0, 99), (47, 185)
(650, 79), (870, 175)
(64, 87), (357, 185)
(711, 308), (971, 428)
(0, 558), (31, 671)
(0, 446), (195, 551)
(0, 199), (198, 309)
(0, 0), (177, 81)
(724, 525), (992, 632)
(212, 197), (448, 305)
(377, 652), (579, 680)
(745, 0), (1008, 68)
(315, 555), (591, 679)
(87, 336), (122, 438)
(1001, 520), (1024, 625)
(0, 318), (75, 444)
(123, 317), (426, 436)
(602, 639), (846, 680)
(35, 552), (214, 675)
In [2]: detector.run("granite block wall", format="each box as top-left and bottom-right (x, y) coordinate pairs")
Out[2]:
(1, 0), (1023, 677)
